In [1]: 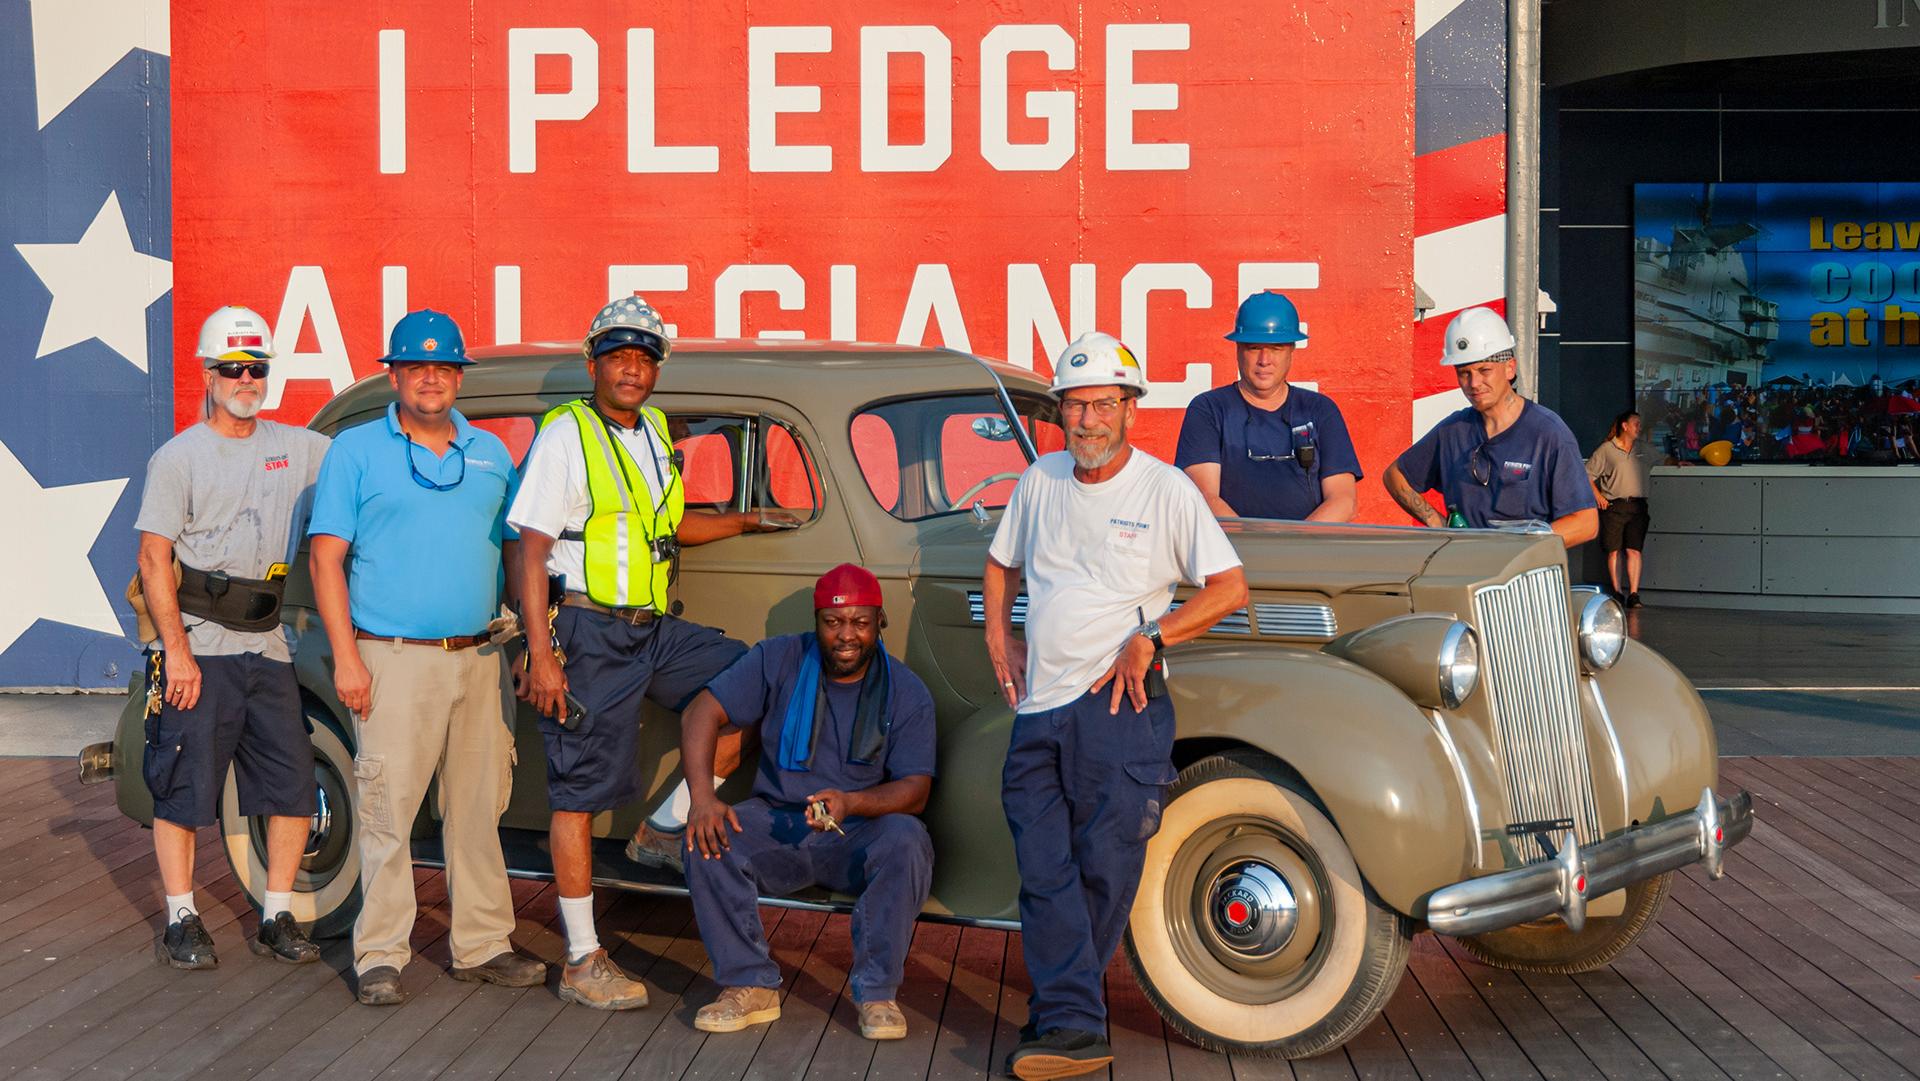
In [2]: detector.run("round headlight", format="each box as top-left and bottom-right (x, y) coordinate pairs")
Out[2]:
(1438, 621), (1480, 708)
(1578, 593), (1626, 671)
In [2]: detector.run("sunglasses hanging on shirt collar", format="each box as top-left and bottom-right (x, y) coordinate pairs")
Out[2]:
(403, 434), (466, 491)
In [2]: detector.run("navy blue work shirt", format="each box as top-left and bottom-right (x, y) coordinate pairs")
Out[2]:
(706, 633), (937, 812)
(1394, 401), (1597, 527)
(1173, 384), (1361, 519)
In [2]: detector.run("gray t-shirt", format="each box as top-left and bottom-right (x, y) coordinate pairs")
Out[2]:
(1585, 439), (1651, 501)
(134, 420), (331, 660)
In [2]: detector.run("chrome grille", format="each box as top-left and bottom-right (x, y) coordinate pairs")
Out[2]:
(1252, 602), (1338, 639)
(1471, 566), (1602, 846)
(966, 592), (1329, 639)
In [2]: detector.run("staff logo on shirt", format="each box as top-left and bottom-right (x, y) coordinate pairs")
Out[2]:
(263, 454), (290, 472)
(1501, 460), (1533, 482)
(1108, 516), (1151, 542)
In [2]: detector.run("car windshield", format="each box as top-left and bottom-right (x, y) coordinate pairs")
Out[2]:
(852, 391), (1064, 521)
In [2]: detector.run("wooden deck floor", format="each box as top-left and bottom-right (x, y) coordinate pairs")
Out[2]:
(1, 755), (1917, 1080)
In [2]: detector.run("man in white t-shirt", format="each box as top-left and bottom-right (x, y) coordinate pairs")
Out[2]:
(984, 331), (1247, 1081)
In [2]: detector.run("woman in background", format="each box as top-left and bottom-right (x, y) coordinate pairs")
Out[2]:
(1588, 410), (1653, 607)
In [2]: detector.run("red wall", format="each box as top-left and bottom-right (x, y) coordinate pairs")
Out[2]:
(174, 1), (1416, 518)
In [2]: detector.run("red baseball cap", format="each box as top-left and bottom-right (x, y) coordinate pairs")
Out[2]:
(814, 563), (884, 610)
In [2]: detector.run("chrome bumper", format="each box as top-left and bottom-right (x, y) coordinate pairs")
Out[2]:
(77, 740), (115, 785)
(1425, 787), (1753, 936)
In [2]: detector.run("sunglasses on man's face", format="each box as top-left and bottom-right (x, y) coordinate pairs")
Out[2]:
(212, 361), (270, 380)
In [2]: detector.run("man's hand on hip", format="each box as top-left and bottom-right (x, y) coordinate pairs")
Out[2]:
(1092, 635), (1155, 715)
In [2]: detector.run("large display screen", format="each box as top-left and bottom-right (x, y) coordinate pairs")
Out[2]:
(1633, 182), (1920, 462)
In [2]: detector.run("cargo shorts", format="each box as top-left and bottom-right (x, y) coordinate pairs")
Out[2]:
(143, 651), (316, 828)
(540, 608), (746, 813)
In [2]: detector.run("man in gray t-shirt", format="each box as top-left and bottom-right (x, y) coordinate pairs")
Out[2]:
(133, 305), (330, 971)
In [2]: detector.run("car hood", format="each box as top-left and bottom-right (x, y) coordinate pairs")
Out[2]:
(912, 514), (1507, 596)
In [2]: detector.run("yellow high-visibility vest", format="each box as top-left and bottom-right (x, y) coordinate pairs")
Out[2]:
(541, 399), (683, 610)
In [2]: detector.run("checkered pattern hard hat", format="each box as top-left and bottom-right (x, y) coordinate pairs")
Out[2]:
(584, 293), (672, 363)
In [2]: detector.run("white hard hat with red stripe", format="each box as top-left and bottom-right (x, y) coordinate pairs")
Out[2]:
(195, 306), (274, 365)
(1049, 331), (1149, 399)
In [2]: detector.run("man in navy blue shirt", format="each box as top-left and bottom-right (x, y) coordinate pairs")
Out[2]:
(1174, 291), (1360, 520)
(680, 564), (936, 1042)
(1385, 307), (1598, 548)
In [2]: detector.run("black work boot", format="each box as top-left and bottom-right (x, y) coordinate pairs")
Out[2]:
(252, 911), (322, 964)
(1006, 1028), (1114, 1080)
(357, 965), (408, 1006)
(155, 911), (218, 970)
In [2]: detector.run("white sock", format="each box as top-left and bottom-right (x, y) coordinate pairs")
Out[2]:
(559, 895), (599, 962)
(647, 775), (727, 832)
(165, 892), (197, 921)
(263, 890), (293, 921)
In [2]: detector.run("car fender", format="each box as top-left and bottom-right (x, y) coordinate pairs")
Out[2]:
(1583, 639), (1718, 829)
(1165, 643), (1475, 917)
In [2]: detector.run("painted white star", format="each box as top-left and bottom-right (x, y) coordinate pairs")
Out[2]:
(0, 438), (127, 657)
(15, 191), (173, 373)
(29, 0), (170, 129)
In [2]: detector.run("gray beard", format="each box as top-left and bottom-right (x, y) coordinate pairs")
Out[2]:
(219, 394), (263, 420)
(1068, 434), (1122, 470)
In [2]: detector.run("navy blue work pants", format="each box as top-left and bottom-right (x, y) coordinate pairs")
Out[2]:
(684, 797), (934, 1003)
(1002, 689), (1177, 1034)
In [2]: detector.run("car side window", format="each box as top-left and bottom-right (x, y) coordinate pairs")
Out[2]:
(666, 413), (823, 523)
(852, 393), (1048, 521)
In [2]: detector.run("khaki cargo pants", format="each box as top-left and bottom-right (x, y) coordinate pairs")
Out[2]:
(350, 638), (517, 976)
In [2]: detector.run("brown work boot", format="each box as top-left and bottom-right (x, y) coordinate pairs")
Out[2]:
(625, 820), (686, 874)
(858, 999), (907, 1040)
(450, 949), (547, 987)
(557, 949), (650, 1010)
(694, 986), (782, 1033)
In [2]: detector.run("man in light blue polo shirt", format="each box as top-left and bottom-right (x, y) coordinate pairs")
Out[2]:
(308, 309), (545, 1006)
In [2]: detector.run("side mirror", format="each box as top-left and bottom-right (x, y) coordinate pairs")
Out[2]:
(971, 416), (1014, 442)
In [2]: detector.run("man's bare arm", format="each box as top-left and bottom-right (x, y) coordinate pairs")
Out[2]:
(1305, 473), (1358, 522)
(983, 557), (1026, 708)
(1181, 463), (1239, 518)
(1551, 507), (1599, 549)
(1384, 463), (1445, 527)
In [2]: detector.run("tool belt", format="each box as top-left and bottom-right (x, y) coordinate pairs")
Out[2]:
(560, 591), (659, 626)
(353, 628), (489, 650)
(174, 563), (286, 633)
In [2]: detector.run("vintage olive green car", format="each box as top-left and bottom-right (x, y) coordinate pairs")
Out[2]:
(88, 341), (1751, 1057)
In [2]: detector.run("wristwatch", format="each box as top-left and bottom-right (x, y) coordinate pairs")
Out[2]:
(1135, 619), (1164, 650)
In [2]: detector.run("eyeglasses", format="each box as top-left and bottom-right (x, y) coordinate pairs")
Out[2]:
(1466, 443), (1495, 487)
(1058, 396), (1128, 419)
(403, 435), (466, 491)
(212, 361), (270, 380)
(1244, 419), (1318, 464)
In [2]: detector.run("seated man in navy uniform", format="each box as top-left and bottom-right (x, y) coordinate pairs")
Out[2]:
(681, 564), (936, 1042)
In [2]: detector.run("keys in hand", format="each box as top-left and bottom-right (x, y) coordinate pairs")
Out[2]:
(809, 799), (847, 836)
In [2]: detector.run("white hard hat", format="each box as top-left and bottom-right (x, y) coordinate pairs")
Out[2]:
(1050, 331), (1148, 400)
(195, 306), (274, 364)
(1441, 307), (1517, 367)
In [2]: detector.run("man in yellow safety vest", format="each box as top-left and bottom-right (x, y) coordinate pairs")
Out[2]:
(506, 295), (799, 1010)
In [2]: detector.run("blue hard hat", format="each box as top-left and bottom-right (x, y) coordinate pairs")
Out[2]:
(380, 309), (472, 365)
(1225, 291), (1308, 344)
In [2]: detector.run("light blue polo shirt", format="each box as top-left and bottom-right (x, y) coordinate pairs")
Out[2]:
(308, 403), (519, 638)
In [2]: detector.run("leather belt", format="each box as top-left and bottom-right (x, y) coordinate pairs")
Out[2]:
(353, 628), (489, 651)
(560, 592), (659, 626)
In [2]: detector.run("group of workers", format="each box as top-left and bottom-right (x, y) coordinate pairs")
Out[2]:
(131, 287), (1594, 1081)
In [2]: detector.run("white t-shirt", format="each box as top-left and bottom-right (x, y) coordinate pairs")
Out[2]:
(505, 409), (675, 593)
(987, 448), (1242, 713)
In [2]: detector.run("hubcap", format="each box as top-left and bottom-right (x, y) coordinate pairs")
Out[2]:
(1161, 814), (1331, 1005)
(306, 785), (332, 859)
(1207, 859), (1298, 959)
